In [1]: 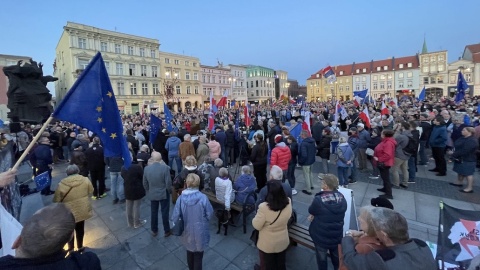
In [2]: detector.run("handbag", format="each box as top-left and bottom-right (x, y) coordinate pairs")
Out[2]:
(377, 162), (386, 169)
(171, 199), (184, 236)
(365, 148), (374, 156)
(250, 209), (283, 245)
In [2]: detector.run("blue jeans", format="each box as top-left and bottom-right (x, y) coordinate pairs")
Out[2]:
(338, 166), (349, 186)
(418, 140), (427, 165)
(151, 194), (171, 234)
(168, 156), (182, 174)
(349, 160), (357, 181)
(62, 146), (70, 161)
(314, 244), (339, 270)
(110, 172), (125, 200)
(408, 155), (416, 181)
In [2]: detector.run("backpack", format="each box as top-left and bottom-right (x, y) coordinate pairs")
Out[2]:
(403, 136), (418, 155)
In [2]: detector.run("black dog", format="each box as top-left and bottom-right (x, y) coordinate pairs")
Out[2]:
(216, 209), (230, 235)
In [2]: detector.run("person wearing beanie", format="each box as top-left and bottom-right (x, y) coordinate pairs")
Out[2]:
(270, 134), (291, 182)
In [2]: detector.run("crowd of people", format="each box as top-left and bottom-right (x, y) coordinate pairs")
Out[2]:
(1, 94), (480, 269)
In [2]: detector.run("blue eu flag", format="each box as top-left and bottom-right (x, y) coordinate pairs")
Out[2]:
(53, 52), (132, 168)
(455, 71), (469, 103)
(163, 102), (174, 132)
(149, 113), (162, 144)
(418, 86), (426, 101)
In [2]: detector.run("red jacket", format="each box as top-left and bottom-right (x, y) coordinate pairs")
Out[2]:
(374, 137), (396, 167)
(270, 143), (291, 170)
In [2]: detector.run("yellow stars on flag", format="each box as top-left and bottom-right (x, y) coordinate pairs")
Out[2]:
(96, 106), (102, 112)
(110, 133), (117, 139)
(97, 117), (103, 123)
(102, 128), (106, 133)
(106, 91), (113, 98)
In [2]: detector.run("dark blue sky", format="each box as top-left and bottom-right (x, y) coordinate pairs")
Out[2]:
(1, 0), (479, 95)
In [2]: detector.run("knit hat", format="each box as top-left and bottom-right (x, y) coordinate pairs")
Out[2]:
(274, 134), (283, 144)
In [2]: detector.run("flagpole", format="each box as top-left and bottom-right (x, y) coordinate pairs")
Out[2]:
(12, 114), (55, 171)
(439, 201), (445, 270)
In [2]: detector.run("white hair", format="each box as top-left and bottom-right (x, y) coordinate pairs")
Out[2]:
(269, 165), (283, 180)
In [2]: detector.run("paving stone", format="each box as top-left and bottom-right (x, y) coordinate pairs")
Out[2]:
(202, 248), (231, 269)
(132, 241), (170, 269)
(145, 253), (187, 270)
(123, 230), (156, 255)
(212, 237), (249, 261)
(96, 243), (131, 269)
(106, 255), (141, 270)
(83, 216), (111, 245)
(231, 245), (259, 270)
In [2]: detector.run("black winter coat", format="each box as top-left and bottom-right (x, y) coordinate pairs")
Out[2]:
(122, 163), (145, 200)
(225, 128), (235, 147)
(250, 142), (267, 166)
(85, 144), (105, 171)
(288, 141), (298, 164)
(317, 135), (332, 159)
(0, 251), (101, 270)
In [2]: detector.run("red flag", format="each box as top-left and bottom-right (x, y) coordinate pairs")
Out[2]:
(217, 90), (228, 108)
(359, 107), (371, 128)
(381, 101), (389, 115)
(208, 90), (215, 131)
(244, 105), (251, 127)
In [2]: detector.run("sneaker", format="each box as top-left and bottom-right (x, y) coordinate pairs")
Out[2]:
(134, 220), (147, 229)
(100, 193), (107, 198)
(292, 189), (298, 195)
(348, 179), (357, 184)
(408, 179), (416, 184)
(91, 196), (98, 200)
(399, 184), (408, 189)
(302, 190), (312, 195)
(112, 199), (119, 204)
(369, 176), (379, 179)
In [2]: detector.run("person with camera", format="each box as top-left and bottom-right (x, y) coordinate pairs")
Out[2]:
(448, 126), (478, 193)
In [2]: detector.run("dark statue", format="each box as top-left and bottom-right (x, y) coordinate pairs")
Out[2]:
(2, 59), (57, 123)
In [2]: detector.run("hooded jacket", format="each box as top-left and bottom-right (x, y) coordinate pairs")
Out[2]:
(53, 174), (93, 222)
(171, 189), (213, 252)
(298, 137), (316, 166)
(270, 142), (291, 170)
(233, 173), (256, 205)
(165, 136), (181, 157)
(308, 190), (347, 249)
(374, 137), (397, 167)
(207, 140), (221, 159)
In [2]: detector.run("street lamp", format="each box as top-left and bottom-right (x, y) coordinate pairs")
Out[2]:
(228, 76), (236, 107)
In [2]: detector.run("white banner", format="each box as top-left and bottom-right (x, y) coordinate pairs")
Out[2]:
(0, 203), (23, 256)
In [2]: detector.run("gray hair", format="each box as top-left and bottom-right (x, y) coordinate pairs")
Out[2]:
(184, 134), (191, 141)
(76, 134), (85, 140)
(214, 158), (223, 167)
(65, 165), (80, 176)
(269, 165), (283, 180)
(241, 165), (251, 175)
(370, 208), (409, 244)
(339, 136), (348, 143)
(140, 144), (149, 152)
(219, 167), (229, 177)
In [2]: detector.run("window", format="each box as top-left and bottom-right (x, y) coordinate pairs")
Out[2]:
(256, 80), (258, 87)
(129, 64), (136, 76)
(438, 55), (444, 61)
(387, 74), (392, 79)
(407, 63), (412, 68)
(193, 62), (197, 67)
(407, 81), (412, 87)
(430, 77), (436, 84)
(128, 46), (134, 55)
(104, 61), (110, 74)
(117, 82), (125, 95)
(193, 72), (198, 80)
(139, 48), (145, 57)
(465, 73), (472, 82)
(175, 71), (180, 79)
(256, 90), (259, 96)
(78, 38), (87, 49)
(450, 75), (456, 83)
(362, 84), (367, 89)
(115, 44), (121, 53)
(151, 50), (156, 58)
(373, 83), (378, 90)
(346, 86), (350, 91)
(130, 83), (137, 95)
(185, 61), (189, 66)
(380, 83), (385, 89)
(165, 58), (170, 64)
(423, 57), (428, 63)
(399, 64), (404, 69)
(340, 86), (344, 91)
(399, 81), (404, 88)
(424, 77), (429, 84)
(152, 66), (158, 77)
(339, 79), (343, 83)
(116, 63), (123, 75)
(356, 69), (360, 73)
(186, 86), (191, 94)
(430, 56), (436, 62)
(387, 83), (392, 89)
(438, 65), (444, 72)
(355, 77), (360, 82)
(383, 66), (388, 71)
(141, 65), (147, 76)
(339, 71), (343, 75)
(346, 79), (349, 83)
(355, 85), (360, 90)
(142, 83), (148, 95)
(202, 75), (206, 83)
(362, 76), (366, 82)
(362, 68), (366, 72)
(377, 67), (381, 71)
(153, 83), (159, 95)
(194, 86), (199, 94)
(423, 66), (429, 72)
(101, 42), (108, 52)
(437, 76), (444, 83)
(185, 72), (190, 80)
(78, 59), (89, 69)
(380, 74), (386, 80)
(176, 85), (181, 94)
(174, 59), (179, 65)
(373, 75), (378, 81)
(398, 73), (404, 79)
(407, 72), (413, 78)
(251, 81), (253, 88)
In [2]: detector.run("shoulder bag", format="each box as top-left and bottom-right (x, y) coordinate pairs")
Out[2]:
(250, 209), (283, 245)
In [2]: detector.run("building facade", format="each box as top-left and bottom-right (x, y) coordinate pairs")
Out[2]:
(0, 54), (32, 120)
(393, 55), (420, 98)
(246, 65), (276, 104)
(333, 64), (353, 101)
(306, 71), (324, 101)
(352, 62), (372, 99)
(462, 43), (480, 95)
(200, 64), (233, 108)
(227, 64), (248, 106)
(275, 70), (289, 100)
(287, 79), (307, 98)
(447, 59), (475, 97)
(370, 58), (395, 99)
(418, 50), (448, 98)
(159, 51), (202, 112)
